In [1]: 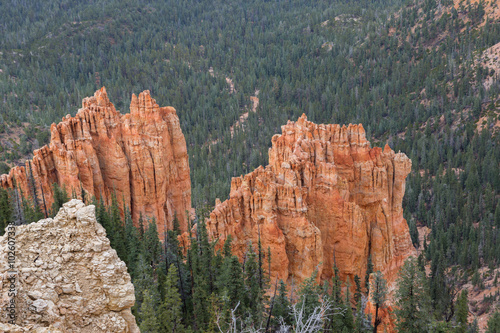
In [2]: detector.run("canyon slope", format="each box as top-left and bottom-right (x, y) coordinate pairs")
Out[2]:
(207, 114), (415, 287)
(0, 199), (139, 332)
(0, 88), (192, 234)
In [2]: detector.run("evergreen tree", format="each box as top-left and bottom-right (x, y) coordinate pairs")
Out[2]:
(139, 288), (161, 333)
(21, 191), (42, 223)
(133, 254), (156, 316)
(159, 264), (185, 333)
(222, 235), (233, 258)
(144, 218), (162, 271)
(343, 277), (355, 331)
(189, 221), (214, 330)
(370, 271), (387, 333)
(219, 255), (244, 311)
(51, 183), (68, 217)
(138, 212), (145, 240)
(297, 269), (321, 319)
(354, 296), (372, 333)
(108, 193), (126, 261)
(332, 262), (342, 304)
(365, 255), (374, 293)
(455, 290), (469, 333)
(26, 161), (44, 217)
(258, 227), (264, 289)
(0, 188), (12, 232)
(243, 243), (262, 322)
(272, 280), (291, 328)
(354, 274), (362, 305)
(394, 257), (432, 333)
(486, 312), (500, 333)
(123, 204), (140, 274)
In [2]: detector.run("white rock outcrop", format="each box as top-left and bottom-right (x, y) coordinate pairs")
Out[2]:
(0, 199), (140, 332)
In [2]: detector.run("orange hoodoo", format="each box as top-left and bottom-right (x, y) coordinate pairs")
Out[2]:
(0, 87), (192, 236)
(205, 114), (415, 331)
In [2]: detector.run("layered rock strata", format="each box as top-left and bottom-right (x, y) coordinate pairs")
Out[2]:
(0, 199), (139, 332)
(206, 114), (415, 287)
(0, 88), (192, 234)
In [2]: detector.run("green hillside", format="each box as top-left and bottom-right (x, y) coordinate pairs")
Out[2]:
(1, 0), (499, 331)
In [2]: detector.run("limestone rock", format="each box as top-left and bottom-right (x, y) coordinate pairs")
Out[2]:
(0, 87), (192, 235)
(206, 114), (415, 287)
(0, 199), (139, 333)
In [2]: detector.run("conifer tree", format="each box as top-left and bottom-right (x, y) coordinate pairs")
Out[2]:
(456, 290), (469, 333)
(108, 193), (126, 261)
(123, 204), (140, 273)
(370, 271), (387, 333)
(222, 235), (233, 258)
(144, 218), (162, 271)
(354, 275), (362, 304)
(39, 183), (48, 218)
(165, 214), (188, 316)
(243, 243), (262, 322)
(354, 296), (372, 333)
(332, 263), (342, 304)
(197, 221), (214, 293)
(133, 254), (156, 315)
(272, 280), (291, 328)
(159, 264), (185, 333)
(21, 192), (41, 224)
(365, 255), (373, 293)
(343, 277), (355, 331)
(51, 183), (68, 217)
(486, 312), (500, 333)
(267, 246), (272, 282)
(27, 161), (41, 213)
(12, 187), (25, 225)
(189, 228), (210, 330)
(258, 227), (263, 289)
(219, 255), (244, 312)
(327, 261), (346, 332)
(394, 257), (432, 333)
(138, 212), (145, 240)
(140, 288), (161, 333)
(0, 188), (12, 232)
(297, 269), (321, 319)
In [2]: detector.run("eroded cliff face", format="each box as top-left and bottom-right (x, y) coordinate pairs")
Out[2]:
(206, 114), (415, 287)
(0, 199), (139, 333)
(0, 87), (192, 234)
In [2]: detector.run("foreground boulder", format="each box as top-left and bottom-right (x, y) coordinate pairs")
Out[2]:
(206, 114), (415, 287)
(0, 87), (192, 235)
(0, 199), (139, 332)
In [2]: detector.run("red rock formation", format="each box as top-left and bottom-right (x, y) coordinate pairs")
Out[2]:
(206, 114), (415, 288)
(0, 87), (192, 235)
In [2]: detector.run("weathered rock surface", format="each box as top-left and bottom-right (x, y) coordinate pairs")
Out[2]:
(206, 114), (415, 287)
(0, 199), (139, 332)
(0, 87), (192, 234)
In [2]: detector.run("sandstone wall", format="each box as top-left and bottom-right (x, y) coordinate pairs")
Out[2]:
(0, 199), (139, 332)
(0, 88), (192, 235)
(206, 114), (415, 287)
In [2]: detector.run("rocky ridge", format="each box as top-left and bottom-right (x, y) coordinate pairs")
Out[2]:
(0, 199), (139, 332)
(0, 87), (192, 235)
(206, 114), (415, 287)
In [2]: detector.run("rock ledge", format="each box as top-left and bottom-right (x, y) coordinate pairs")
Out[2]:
(0, 199), (139, 333)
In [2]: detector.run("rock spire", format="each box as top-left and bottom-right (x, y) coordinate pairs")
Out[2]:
(206, 114), (415, 287)
(0, 87), (192, 235)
